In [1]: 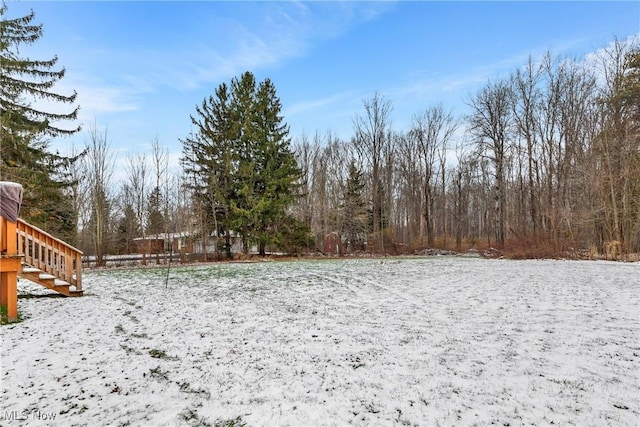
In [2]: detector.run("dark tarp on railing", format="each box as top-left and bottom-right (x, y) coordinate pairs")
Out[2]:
(0, 182), (23, 223)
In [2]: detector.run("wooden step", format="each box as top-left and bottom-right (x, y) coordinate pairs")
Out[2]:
(52, 279), (70, 293)
(39, 273), (56, 283)
(18, 265), (83, 297)
(67, 288), (84, 297)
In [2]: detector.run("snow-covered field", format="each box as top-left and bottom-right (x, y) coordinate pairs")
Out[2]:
(1, 257), (639, 426)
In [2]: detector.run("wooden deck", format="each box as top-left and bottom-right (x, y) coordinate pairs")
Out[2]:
(1, 217), (83, 322)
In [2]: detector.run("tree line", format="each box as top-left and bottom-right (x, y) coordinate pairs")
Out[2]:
(2, 3), (638, 262)
(294, 44), (639, 258)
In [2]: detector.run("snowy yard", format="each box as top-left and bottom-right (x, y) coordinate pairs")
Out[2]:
(1, 257), (639, 426)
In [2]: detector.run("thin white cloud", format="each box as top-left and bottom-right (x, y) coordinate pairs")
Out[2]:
(288, 32), (640, 140)
(583, 33), (640, 88)
(26, 1), (398, 123)
(142, 2), (396, 92)
(75, 85), (139, 117)
(24, 77), (138, 142)
(382, 34), (628, 112)
(284, 91), (358, 118)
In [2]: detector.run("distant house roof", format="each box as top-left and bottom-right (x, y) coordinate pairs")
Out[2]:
(132, 231), (191, 242)
(132, 230), (244, 242)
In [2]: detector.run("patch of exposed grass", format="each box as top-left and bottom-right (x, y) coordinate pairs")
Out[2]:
(149, 348), (168, 359)
(214, 416), (246, 427)
(120, 343), (141, 355)
(180, 407), (212, 427)
(146, 366), (169, 381)
(178, 381), (211, 399)
(131, 332), (149, 339)
(148, 348), (179, 361)
(0, 305), (24, 325)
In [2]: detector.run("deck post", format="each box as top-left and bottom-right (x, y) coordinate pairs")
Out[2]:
(0, 182), (24, 322)
(0, 219), (20, 321)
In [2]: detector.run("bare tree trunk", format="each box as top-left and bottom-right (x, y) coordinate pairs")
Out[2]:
(84, 122), (115, 266)
(512, 57), (543, 237)
(67, 143), (89, 248)
(412, 105), (458, 248)
(594, 39), (639, 254)
(353, 93), (392, 253)
(126, 153), (148, 244)
(468, 81), (514, 248)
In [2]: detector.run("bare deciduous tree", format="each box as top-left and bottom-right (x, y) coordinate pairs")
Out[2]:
(468, 80), (514, 247)
(593, 39), (640, 254)
(411, 105), (458, 247)
(353, 92), (393, 252)
(125, 153), (149, 240)
(84, 122), (115, 266)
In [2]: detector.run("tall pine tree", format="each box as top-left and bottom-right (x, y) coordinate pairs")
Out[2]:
(181, 71), (300, 256)
(0, 2), (80, 240)
(228, 72), (259, 254)
(182, 82), (236, 258)
(251, 78), (301, 256)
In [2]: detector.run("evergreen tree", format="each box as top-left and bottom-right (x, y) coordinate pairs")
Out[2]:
(181, 71), (300, 256)
(146, 186), (165, 236)
(182, 82), (236, 258)
(116, 203), (139, 254)
(228, 72), (259, 254)
(0, 2), (80, 239)
(341, 160), (367, 252)
(249, 78), (301, 256)
(278, 215), (313, 256)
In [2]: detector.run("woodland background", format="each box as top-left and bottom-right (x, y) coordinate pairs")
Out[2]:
(1, 4), (638, 263)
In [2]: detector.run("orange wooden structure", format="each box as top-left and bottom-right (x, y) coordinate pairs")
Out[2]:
(0, 216), (22, 321)
(16, 219), (83, 296)
(1, 182), (83, 322)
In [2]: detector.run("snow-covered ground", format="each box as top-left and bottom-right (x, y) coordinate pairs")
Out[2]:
(1, 257), (639, 426)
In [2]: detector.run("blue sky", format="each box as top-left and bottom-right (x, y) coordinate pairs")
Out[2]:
(6, 1), (640, 168)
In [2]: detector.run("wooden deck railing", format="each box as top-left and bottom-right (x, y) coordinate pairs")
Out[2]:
(16, 219), (83, 290)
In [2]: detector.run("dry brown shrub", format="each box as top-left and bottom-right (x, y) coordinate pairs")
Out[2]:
(503, 237), (562, 260)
